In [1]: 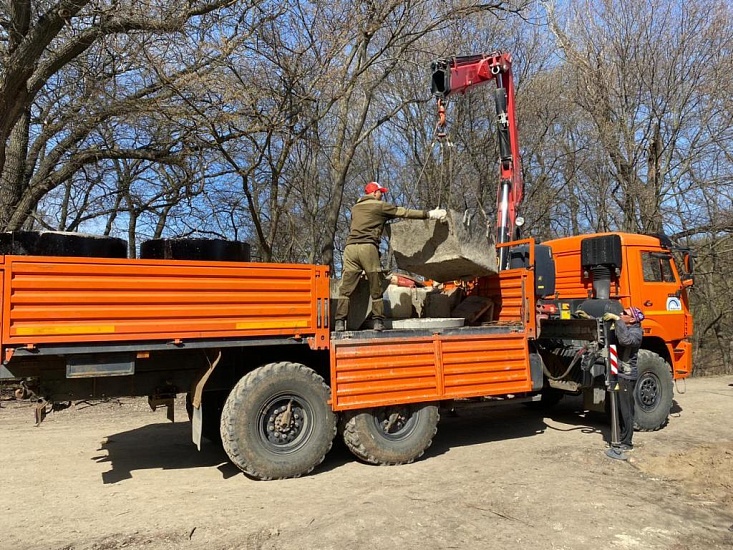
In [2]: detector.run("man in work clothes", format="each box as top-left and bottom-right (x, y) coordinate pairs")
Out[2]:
(334, 182), (447, 332)
(603, 306), (645, 452)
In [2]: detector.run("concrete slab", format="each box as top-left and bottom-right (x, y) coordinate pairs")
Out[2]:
(389, 210), (498, 282)
(387, 318), (465, 330)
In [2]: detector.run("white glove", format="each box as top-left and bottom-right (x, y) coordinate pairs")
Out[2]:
(428, 208), (447, 222)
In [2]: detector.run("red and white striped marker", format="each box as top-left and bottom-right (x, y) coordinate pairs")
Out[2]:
(609, 344), (618, 376)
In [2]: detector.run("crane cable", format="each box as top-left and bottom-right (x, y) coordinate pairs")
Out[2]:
(392, 120), (448, 274)
(407, 99), (453, 210)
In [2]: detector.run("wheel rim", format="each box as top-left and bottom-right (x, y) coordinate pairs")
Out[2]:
(636, 372), (661, 412)
(371, 406), (419, 441)
(257, 392), (313, 454)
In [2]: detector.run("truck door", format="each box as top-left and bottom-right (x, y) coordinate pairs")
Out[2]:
(629, 248), (687, 338)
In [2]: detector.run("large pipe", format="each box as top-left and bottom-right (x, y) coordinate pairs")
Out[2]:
(591, 265), (612, 300)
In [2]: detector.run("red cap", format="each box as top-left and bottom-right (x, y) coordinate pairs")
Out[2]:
(365, 182), (388, 194)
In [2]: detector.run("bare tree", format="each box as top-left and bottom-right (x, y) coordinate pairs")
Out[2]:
(0, 0), (256, 231)
(302, 0), (530, 268)
(546, 0), (732, 236)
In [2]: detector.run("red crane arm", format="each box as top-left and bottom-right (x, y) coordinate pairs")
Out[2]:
(431, 51), (523, 269)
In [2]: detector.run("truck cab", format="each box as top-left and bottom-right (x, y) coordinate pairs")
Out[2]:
(542, 232), (693, 380)
(527, 232), (694, 433)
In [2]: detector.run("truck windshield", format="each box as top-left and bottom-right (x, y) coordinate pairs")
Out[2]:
(641, 252), (676, 283)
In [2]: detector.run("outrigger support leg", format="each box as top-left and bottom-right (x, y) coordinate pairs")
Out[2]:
(604, 321), (628, 460)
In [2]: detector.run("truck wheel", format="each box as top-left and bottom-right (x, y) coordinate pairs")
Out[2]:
(0, 231), (127, 258)
(342, 403), (439, 465)
(633, 350), (674, 431)
(140, 238), (250, 262)
(220, 362), (336, 480)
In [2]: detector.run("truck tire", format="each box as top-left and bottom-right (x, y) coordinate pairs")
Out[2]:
(0, 231), (127, 258)
(633, 350), (674, 431)
(140, 238), (250, 262)
(342, 403), (439, 465)
(219, 362), (336, 480)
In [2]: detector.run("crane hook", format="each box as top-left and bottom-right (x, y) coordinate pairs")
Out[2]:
(436, 99), (447, 138)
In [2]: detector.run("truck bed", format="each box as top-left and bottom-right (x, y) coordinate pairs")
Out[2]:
(0, 255), (331, 361)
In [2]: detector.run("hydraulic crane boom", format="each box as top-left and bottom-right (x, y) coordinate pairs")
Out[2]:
(430, 51), (523, 269)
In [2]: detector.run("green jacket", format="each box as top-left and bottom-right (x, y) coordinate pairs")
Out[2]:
(345, 195), (427, 247)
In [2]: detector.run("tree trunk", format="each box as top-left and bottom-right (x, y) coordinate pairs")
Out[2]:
(0, 110), (31, 229)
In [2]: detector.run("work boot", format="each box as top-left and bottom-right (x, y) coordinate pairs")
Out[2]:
(373, 319), (385, 332)
(605, 447), (628, 461)
(334, 319), (346, 332)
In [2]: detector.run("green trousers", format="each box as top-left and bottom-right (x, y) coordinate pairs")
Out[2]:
(336, 243), (384, 321)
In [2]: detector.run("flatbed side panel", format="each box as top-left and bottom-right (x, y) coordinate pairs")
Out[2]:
(330, 331), (532, 411)
(478, 266), (535, 336)
(331, 336), (439, 409)
(2, 256), (329, 347)
(442, 331), (532, 398)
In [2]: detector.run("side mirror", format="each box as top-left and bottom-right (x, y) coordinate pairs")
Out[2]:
(681, 252), (694, 288)
(683, 252), (694, 276)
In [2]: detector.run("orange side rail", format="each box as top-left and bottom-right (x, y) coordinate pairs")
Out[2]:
(330, 267), (536, 411)
(0, 255), (331, 355)
(330, 330), (532, 411)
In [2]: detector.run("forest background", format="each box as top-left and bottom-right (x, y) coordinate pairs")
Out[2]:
(1, 0), (731, 372)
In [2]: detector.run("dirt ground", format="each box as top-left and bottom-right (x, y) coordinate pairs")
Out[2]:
(1, 375), (732, 550)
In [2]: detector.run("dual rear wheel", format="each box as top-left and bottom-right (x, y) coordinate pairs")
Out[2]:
(341, 403), (439, 465)
(218, 361), (439, 479)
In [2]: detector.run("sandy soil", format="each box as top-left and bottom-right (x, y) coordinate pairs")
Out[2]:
(1, 375), (732, 550)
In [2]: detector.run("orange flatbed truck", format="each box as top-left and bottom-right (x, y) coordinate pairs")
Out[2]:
(0, 232), (693, 480)
(0, 51), (694, 479)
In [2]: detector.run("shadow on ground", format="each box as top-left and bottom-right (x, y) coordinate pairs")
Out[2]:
(426, 395), (609, 459)
(96, 422), (237, 484)
(97, 394), (674, 482)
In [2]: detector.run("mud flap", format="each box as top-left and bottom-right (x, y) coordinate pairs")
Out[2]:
(192, 406), (203, 451)
(582, 387), (607, 412)
(529, 352), (544, 391)
(190, 351), (221, 451)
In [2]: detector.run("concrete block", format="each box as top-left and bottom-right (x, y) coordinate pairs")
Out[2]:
(451, 295), (495, 325)
(383, 286), (431, 318)
(425, 290), (452, 318)
(389, 210), (498, 282)
(383, 285), (415, 319)
(445, 286), (464, 310)
(412, 288), (429, 317)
